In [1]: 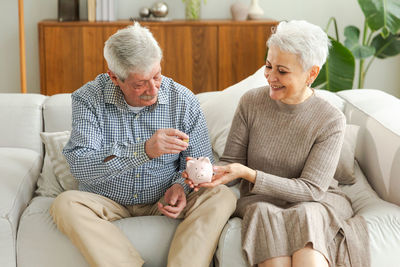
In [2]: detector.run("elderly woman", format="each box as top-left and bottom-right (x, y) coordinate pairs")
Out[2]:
(187, 20), (369, 267)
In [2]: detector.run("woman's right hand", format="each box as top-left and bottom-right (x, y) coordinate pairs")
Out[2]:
(199, 163), (256, 188)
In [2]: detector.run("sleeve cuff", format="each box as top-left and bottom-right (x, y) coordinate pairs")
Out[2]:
(250, 170), (275, 195)
(173, 176), (192, 195)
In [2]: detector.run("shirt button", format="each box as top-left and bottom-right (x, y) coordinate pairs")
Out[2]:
(136, 174), (140, 178)
(135, 114), (140, 120)
(133, 194), (138, 199)
(136, 137), (141, 141)
(133, 152), (137, 157)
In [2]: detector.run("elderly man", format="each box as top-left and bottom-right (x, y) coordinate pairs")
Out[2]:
(50, 22), (236, 267)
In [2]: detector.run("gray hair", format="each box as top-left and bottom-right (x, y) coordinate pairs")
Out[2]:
(104, 22), (162, 81)
(267, 20), (331, 70)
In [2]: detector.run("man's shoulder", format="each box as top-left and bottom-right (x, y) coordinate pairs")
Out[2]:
(72, 73), (109, 101)
(161, 76), (199, 104)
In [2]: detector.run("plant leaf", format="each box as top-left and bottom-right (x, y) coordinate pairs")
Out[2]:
(371, 33), (400, 58)
(344, 25), (360, 45)
(312, 38), (355, 92)
(358, 0), (400, 34)
(344, 25), (376, 58)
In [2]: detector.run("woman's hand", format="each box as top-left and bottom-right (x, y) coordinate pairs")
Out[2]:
(185, 163), (255, 189)
(202, 163), (256, 188)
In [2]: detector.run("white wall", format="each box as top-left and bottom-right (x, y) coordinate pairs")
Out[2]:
(1, 0), (399, 97)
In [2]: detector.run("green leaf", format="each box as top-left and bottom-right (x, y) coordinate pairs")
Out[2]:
(358, 0), (400, 34)
(371, 33), (400, 58)
(344, 25), (361, 45)
(312, 38), (355, 92)
(344, 25), (376, 59)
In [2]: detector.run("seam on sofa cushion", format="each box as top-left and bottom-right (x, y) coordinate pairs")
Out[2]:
(4, 151), (42, 237)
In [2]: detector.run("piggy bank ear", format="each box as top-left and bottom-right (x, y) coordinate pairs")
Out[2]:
(203, 157), (211, 164)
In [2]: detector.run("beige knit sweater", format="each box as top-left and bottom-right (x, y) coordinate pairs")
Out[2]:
(219, 86), (369, 266)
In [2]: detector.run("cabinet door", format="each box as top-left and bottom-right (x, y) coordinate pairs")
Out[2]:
(218, 25), (272, 90)
(147, 25), (218, 94)
(41, 26), (104, 95)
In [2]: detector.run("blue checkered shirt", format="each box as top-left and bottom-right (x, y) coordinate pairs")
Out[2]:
(63, 73), (214, 205)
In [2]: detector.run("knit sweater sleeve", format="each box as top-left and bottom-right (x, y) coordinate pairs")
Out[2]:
(251, 115), (346, 202)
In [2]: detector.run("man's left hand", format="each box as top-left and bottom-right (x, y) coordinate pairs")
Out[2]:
(158, 184), (187, 219)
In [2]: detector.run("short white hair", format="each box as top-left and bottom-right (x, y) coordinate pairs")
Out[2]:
(267, 20), (331, 70)
(104, 22), (162, 81)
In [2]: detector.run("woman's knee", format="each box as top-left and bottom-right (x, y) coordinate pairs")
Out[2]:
(292, 243), (329, 267)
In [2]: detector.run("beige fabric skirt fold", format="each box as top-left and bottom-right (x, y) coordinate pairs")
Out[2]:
(235, 190), (370, 267)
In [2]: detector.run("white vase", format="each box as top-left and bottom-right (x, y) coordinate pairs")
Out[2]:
(248, 0), (264, 20)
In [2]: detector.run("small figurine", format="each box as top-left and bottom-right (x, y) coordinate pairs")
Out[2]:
(186, 157), (213, 185)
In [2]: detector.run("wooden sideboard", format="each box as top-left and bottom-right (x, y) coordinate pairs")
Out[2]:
(38, 20), (277, 95)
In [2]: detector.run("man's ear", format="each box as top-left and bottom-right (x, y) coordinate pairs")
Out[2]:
(107, 70), (120, 86)
(308, 65), (320, 85)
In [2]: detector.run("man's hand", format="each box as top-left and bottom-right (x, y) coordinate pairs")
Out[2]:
(145, 128), (189, 159)
(158, 184), (187, 219)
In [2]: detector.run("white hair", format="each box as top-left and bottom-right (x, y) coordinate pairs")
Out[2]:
(104, 22), (162, 81)
(267, 20), (331, 70)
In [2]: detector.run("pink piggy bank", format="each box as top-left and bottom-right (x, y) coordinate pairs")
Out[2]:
(186, 157), (213, 185)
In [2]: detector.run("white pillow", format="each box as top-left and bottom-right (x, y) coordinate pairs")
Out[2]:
(35, 131), (78, 197)
(200, 66), (268, 158)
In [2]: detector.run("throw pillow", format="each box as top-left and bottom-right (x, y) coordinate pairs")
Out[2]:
(199, 66), (268, 159)
(334, 124), (360, 185)
(35, 131), (78, 197)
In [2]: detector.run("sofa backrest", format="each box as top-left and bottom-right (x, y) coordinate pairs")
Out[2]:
(43, 94), (72, 132)
(338, 89), (400, 206)
(0, 94), (46, 154)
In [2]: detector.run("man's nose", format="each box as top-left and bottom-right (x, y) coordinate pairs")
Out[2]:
(147, 79), (158, 94)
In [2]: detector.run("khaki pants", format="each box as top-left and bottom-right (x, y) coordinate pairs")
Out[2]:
(50, 185), (237, 267)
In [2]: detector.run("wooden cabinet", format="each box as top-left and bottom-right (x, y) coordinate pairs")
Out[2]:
(39, 20), (277, 95)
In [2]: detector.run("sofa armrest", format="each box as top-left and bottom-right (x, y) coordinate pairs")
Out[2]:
(340, 161), (400, 267)
(0, 148), (42, 267)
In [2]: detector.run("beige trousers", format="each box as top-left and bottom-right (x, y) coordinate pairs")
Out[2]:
(50, 185), (236, 267)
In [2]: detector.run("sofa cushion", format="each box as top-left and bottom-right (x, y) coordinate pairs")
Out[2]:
(334, 124), (359, 185)
(36, 131), (78, 197)
(340, 161), (400, 267)
(197, 66), (268, 159)
(0, 94), (46, 154)
(17, 196), (181, 267)
(0, 148), (42, 267)
(43, 94), (72, 132)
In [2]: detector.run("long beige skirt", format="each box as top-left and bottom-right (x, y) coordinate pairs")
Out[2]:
(235, 189), (370, 266)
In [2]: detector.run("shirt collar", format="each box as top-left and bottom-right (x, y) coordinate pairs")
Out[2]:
(104, 75), (169, 112)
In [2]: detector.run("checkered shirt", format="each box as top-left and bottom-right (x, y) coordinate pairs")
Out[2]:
(63, 73), (214, 205)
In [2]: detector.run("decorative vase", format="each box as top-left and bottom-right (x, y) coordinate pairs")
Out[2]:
(230, 1), (248, 21)
(185, 0), (201, 20)
(248, 0), (264, 20)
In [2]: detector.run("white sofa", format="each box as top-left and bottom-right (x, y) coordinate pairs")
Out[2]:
(1, 67), (400, 267)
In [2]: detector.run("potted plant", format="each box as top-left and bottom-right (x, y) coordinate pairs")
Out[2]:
(182, 0), (207, 20)
(313, 0), (400, 92)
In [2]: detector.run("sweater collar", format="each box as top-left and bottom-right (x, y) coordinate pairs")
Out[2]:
(269, 87), (316, 114)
